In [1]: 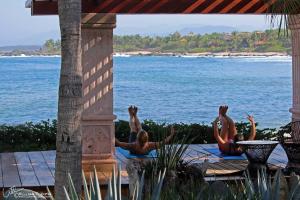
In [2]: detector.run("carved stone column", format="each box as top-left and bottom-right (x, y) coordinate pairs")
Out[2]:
(81, 14), (117, 172)
(289, 14), (300, 122)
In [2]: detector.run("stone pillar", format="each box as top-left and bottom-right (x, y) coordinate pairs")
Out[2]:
(81, 14), (117, 172)
(289, 14), (300, 122)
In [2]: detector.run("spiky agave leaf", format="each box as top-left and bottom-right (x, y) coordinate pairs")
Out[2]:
(64, 186), (72, 200)
(90, 173), (96, 200)
(106, 177), (113, 200)
(271, 169), (289, 200)
(151, 168), (166, 200)
(132, 181), (138, 200)
(82, 170), (91, 200)
(68, 173), (79, 200)
(93, 167), (102, 200)
(137, 171), (145, 200)
(117, 165), (122, 200)
(46, 186), (55, 200)
(288, 172), (300, 200)
(112, 166), (117, 200)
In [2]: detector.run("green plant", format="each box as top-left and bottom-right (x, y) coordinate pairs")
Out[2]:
(0, 120), (56, 152)
(47, 166), (165, 200)
(240, 169), (300, 200)
(157, 168), (300, 200)
(115, 120), (276, 145)
(0, 119), (276, 152)
(140, 130), (208, 199)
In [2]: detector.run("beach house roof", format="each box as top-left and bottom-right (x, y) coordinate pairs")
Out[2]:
(26, 0), (282, 15)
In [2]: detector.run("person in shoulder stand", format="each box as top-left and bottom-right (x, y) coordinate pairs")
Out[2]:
(213, 105), (256, 155)
(115, 106), (176, 155)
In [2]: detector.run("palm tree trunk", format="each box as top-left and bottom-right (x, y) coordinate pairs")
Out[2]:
(55, 0), (82, 199)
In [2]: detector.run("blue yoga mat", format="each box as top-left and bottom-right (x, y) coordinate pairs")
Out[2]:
(204, 148), (246, 160)
(116, 147), (157, 159)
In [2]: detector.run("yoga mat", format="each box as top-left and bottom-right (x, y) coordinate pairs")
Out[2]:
(116, 147), (157, 159)
(204, 148), (246, 160)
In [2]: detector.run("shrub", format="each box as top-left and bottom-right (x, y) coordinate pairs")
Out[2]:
(0, 119), (276, 152)
(115, 120), (277, 144)
(0, 120), (56, 152)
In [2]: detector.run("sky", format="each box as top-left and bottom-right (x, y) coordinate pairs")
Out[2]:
(0, 0), (275, 46)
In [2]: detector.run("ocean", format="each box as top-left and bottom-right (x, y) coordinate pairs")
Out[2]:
(0, 55), (292, 128)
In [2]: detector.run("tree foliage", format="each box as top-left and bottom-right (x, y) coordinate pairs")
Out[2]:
(42, 39), (61, 54)
(0, 119), (276, 152)
(113, 29), (291, 53)
(43, 29), (291, 55)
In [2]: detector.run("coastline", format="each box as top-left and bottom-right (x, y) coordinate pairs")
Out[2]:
(115, 51), (290, 58)
(0, 51), (290, 58)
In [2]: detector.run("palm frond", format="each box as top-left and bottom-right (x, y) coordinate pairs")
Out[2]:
(265, 0), (300, 35)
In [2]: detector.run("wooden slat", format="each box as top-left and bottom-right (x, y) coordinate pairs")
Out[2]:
(1, 153), (21, 187)
(213, 160), (247, 175)
(206, 162), (230, 175)
(14, 152), (40, 187)
(0, 154), (3, 188)
(189, 144), (222, 163)
(224, 160), (248, 171)
(205, 175), (244, 182)
(0, 143), (292, 190)
(31, 0), (276, 15)
(184, 147), (210, 164)
(28, 151), (54, 186)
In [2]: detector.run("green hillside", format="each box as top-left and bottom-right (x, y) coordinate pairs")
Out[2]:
(41, 29), (291, 54)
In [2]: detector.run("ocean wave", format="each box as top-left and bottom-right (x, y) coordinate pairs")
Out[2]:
(113, 53), (131, 57)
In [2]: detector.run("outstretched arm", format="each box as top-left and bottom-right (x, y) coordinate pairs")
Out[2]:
(247, 115), (256, 140)
(115, 138), (134, 150)
(149, 126), (176, 149)
(213, 118), (225, 145)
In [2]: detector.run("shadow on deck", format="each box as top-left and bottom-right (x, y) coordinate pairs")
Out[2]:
(0, 144), (288, 192)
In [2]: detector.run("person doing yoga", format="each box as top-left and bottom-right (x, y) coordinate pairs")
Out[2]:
(115, 106), (176, 155)
(213, 105), (256, 155)
(115, 129), (175, 155)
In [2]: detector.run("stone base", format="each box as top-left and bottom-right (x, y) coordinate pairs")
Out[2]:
(82, 156), (117, 172)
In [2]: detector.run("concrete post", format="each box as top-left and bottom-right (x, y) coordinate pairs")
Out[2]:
(81, 14), (117, 171)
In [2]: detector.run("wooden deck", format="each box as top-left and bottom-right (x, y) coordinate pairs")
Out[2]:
(0, 144), (288, 189)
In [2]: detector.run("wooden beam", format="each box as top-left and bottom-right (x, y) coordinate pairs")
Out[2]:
(31, 0), (276, 15)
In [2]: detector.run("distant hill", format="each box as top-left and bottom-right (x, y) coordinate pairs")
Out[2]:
(114, 25), (253, 36)
(178, 25), (238, 35)
(0, 45), (41, 52)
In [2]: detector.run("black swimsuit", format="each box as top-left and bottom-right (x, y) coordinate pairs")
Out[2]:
(129, 131), (137, 143)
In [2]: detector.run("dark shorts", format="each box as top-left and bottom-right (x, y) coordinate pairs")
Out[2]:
(129, 132), (137, 143)
(220, 142), (243, 156)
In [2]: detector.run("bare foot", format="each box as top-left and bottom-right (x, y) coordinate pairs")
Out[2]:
(218, 106), (223, 117)
(128, 106), (134, 116)
(219, 105), (228, 117)
(223, 105), (228, 116)
(134, 106), (138, 115)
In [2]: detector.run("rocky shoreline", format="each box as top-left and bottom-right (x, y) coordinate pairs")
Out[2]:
(115, 51), (290, 57)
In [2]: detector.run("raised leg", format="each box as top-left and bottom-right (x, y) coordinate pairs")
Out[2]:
(225, 115), (237, 140)
(220, 115), (229, 141)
